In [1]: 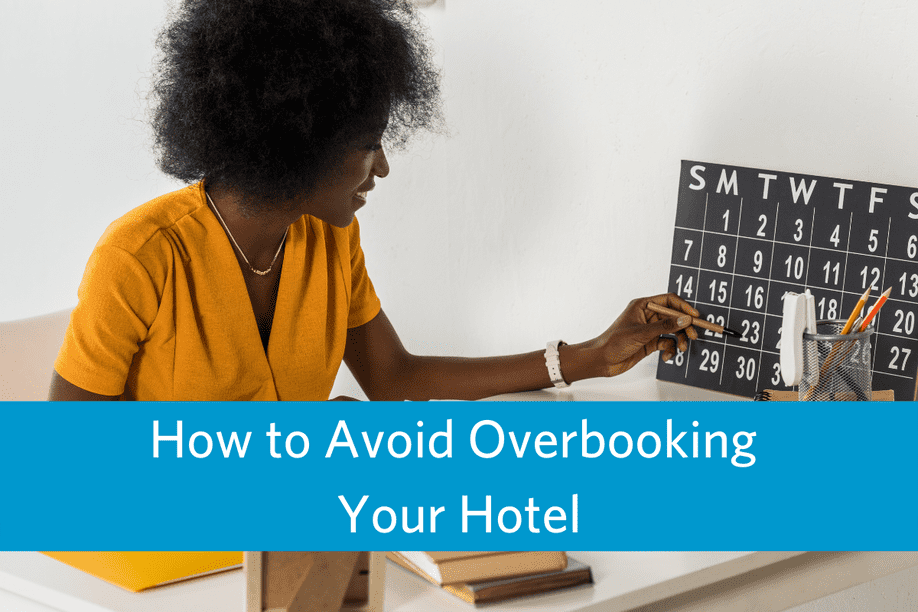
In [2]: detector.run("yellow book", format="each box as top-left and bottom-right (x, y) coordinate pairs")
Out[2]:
(40, 551), (242, 592)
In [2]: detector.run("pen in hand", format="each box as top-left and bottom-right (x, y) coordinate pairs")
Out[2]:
(646, 302), (741, 338)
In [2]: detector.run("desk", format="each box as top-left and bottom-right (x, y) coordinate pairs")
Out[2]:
(484, 359), (745, 402)
(2, 551), (917, 612)
(3, 361), (916, 611)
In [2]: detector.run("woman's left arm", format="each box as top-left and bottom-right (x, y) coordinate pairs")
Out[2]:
(343, 293), (699, 401)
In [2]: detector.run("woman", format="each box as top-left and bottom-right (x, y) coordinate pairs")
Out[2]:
(49, 0), (697, 401)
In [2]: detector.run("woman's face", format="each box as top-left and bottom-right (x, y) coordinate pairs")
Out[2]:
(304, 137), (390, 228)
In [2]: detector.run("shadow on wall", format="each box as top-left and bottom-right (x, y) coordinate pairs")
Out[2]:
(0, 309), (71, 400)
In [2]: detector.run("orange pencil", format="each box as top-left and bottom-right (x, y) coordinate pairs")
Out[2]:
(858, 287), (892, 332)
(840, 286), (871, 335)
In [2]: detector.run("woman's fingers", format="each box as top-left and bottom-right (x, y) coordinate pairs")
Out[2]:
(646, 292), (699, 317)
(657, 336), (677, 362)
(644, 293), (699, 342)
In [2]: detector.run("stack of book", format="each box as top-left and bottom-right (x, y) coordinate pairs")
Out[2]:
(387, 551), (592, 605)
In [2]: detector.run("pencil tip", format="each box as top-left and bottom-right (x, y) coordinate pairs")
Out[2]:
(882, 287), (892, 297)
(723, 327), (742, 337)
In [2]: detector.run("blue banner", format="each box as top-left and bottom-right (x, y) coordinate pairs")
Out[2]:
(0, 401), (915, 550)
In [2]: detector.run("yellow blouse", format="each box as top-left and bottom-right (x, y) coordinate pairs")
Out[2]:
(55, 182), (381, 400)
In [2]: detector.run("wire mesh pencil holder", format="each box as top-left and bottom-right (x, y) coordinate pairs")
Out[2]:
(799, 320), (874, 401)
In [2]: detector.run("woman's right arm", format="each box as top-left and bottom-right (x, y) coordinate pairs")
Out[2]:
(52, 245), (160, 401)
(48, 371), (120, 401)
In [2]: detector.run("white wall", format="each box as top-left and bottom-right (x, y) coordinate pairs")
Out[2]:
(2, 1), (917, 398)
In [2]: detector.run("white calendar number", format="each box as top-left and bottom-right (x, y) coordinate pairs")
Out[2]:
(899, 272), (918, 298)
(666, 351), (685, 366)
(676, 274), (694, 298)
(830, 225), (840, 248)
(889, 346), (912, 371)
(785, 255), (804, 280)
(757, 215), (767, 237)
(709, 280), (729, 304)
(771, 362), (781, 385)
(717, 245), (728, 268)
(699, 348), (720, 373)
(794, 219), (804, 242)
(735, 356), (756, 381)
(740, 319), (760, 344)
(722, 210), (730, 232)
(745, 285), (765, 309)
(908, 235), (917, 259)
(823, 261), (840, 286)
(868, 229), (880, 253)
(861, 266), (881, 291)
(817, 297), (838, 320)
(683, 239), (693, 261)
(753, 250), (764, 273)
(704, 314), (725, 338)
(849, 342), (871, 366)
(893, 309), (915, 335)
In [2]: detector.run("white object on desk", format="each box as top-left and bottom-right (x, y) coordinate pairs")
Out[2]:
(804, 290), (817, 335)
(780, 292), (808, 387)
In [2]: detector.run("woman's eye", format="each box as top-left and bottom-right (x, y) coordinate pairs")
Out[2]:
(366, 143), (383, 151)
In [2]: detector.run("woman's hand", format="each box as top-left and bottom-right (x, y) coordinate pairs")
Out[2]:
(584, 293), (699, 378)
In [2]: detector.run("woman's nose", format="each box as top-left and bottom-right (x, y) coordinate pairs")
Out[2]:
(373, 147), (390, 178)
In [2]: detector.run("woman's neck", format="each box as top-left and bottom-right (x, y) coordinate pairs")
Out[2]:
(205, 185), (301, 268)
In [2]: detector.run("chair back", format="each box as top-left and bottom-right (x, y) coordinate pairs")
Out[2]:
(0, 309), (72, 400)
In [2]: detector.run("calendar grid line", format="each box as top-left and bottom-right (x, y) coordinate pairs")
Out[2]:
(758, 199), (781, 392)
(668, 262), (917, 303)
(721, 196), (744, 387)
(840, 211), (854, 320)
(683, 194), (710, 379)
(673, 225), (918, 267)
(687, 293), (918, 333)
(683, 336), (917, 380)
(872, 216), (894, 372)
(802, 206), (817, 301)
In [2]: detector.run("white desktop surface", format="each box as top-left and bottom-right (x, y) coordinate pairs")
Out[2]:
(3, 551), (918, 612)
(384, 551), (800, 611)
(0, 551), (795, 612)
(3, 362), (915, 611)
(484, 359), (747, 402)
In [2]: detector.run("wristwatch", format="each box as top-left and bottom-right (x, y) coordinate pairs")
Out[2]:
(545, 340), (570, 388)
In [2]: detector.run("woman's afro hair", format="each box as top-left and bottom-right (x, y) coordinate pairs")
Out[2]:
(149, 0), (443, 204)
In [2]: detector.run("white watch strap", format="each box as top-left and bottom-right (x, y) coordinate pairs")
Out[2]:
(545, 340), (570, 388)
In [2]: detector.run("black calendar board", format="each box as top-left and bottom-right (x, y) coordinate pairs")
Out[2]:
(657, 160), (918, 400)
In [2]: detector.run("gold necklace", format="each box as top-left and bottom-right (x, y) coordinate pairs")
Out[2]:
(206, 191), (288, 276)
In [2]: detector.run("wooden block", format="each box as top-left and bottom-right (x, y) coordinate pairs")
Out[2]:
(760, 389), (895, 401)
(342, 552), (369, 604)
(245, 552), (385, 612)
(245, 552), (263, 612)
(342, 552), (386, 612)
